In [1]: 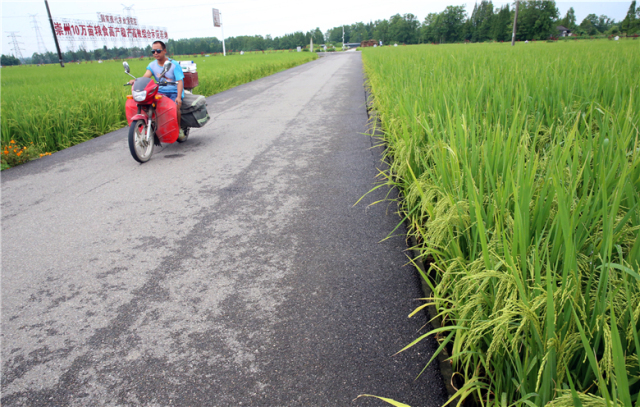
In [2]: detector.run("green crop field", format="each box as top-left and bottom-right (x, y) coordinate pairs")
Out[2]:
(363, 41), (640, 406)
(1, 51), (316, 167)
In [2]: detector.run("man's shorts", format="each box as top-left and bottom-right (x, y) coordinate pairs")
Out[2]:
(159, 91), (178, 102)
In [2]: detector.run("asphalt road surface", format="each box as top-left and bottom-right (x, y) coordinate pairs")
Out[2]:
(2, 52), (447, 406)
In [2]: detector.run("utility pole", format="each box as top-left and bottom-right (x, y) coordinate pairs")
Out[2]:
(212, 8), (225, 56)
(221, 13), (226, 56)
(342, 26), (345, 50)
(511, 0), (519, 46)
(6, 32), (25, 62)
(44, 0), (64, 67)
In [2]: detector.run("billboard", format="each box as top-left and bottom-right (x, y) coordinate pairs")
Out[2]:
(212, 8), (221, 28)
(51, 11), (167, 50)
(53, 20), (167, 42)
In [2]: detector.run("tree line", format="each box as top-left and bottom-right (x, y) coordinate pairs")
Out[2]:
(327, 0), (639, 45)
(3, 0), (639, 66)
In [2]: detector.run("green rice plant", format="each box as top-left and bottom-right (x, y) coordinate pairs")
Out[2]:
(362, 41), (640, 406)
(0, 52), (316, 164)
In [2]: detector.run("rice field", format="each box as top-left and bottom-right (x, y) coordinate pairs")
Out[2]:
(363, 40), (640, 406)
(0, 52), (316, 162)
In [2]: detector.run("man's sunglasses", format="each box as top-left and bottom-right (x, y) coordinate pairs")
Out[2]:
(151, 49), (163, 54)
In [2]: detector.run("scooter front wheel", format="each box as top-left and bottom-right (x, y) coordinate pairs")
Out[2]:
(128, 120), (154, 163)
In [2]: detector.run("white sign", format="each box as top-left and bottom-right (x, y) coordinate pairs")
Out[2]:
(297, 46), (301, 52)
(213, 8), (221, 28)
(52, 19), (167, 42)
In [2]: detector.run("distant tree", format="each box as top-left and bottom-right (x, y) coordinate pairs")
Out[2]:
(31, 52), (50, 64)
(492, 5), (512, 41)
(311, 27), (324, 44)
(621, 0), (638, 33)
(1, 54), (21, 66)
(420, 6), (465, 43)
(561, 7), (577, 30)
(421, 12), (443, 43)
(516, 0), (559, 40)
(599, 15), (615, 31)
(365, 21), (375, 40)
(293, 31), (307, 46)
(387, 13), (420, 44)
(440, 5), (467, 42)
(326, 26), (343, 43)
(349, 22), (369, 43)
(577, 13), (615, 35)
(372, 19), (390, 44)
(468, 1), (495, 42)
(198, 39), (209, 53)
(478, 1), (495, 41)
(579, 14), (600, 35)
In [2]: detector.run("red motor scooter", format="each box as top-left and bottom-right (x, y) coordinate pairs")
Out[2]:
(122, 61), (186, 163)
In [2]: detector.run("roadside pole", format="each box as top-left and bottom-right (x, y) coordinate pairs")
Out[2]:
(44, 0), (64, 67)
(213, 8), (226, 56)
(221, 17), (226, 56)
(511, 0), (519, 46)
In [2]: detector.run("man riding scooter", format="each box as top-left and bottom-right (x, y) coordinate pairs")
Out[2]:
(129, 40), (186, 141)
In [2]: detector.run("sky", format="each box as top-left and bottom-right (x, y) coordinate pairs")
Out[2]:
(1, 1), (633, 57)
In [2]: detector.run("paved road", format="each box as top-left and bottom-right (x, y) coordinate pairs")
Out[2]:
(2, 52), (447, 406)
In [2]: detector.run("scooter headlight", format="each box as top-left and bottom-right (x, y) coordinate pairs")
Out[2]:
(132, 90), (147, 102)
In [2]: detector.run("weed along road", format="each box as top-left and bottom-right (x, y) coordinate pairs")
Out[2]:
(1, 52), (447, 406)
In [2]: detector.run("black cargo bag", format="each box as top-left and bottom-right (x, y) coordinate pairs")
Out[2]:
(180, 93), (210, 128)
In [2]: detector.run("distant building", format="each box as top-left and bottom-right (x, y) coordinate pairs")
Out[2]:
(360, 39), (378, 47)
(557, 26), (572, 37)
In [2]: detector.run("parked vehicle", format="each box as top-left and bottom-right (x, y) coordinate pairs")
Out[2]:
(122, 61), (210, 163)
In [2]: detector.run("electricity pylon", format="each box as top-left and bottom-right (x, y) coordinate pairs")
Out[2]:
(6, 31), (25, 61)
(29, 14), (49, 55)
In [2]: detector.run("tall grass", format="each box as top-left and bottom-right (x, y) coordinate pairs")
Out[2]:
(363, 41), (640, 405)
(1, 52), (316, 155)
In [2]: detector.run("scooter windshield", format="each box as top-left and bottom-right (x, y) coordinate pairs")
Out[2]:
(133, 77), (152, 91)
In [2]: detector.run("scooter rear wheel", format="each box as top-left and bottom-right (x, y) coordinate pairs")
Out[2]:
(128, 120), (154, 163)
(177, 127), (189, 143)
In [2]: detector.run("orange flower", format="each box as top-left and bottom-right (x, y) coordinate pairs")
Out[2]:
(16, 151), (22, 157)
(10, 140), (15, 144)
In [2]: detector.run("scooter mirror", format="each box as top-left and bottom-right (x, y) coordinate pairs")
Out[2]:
(123, 61), (130, 74)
